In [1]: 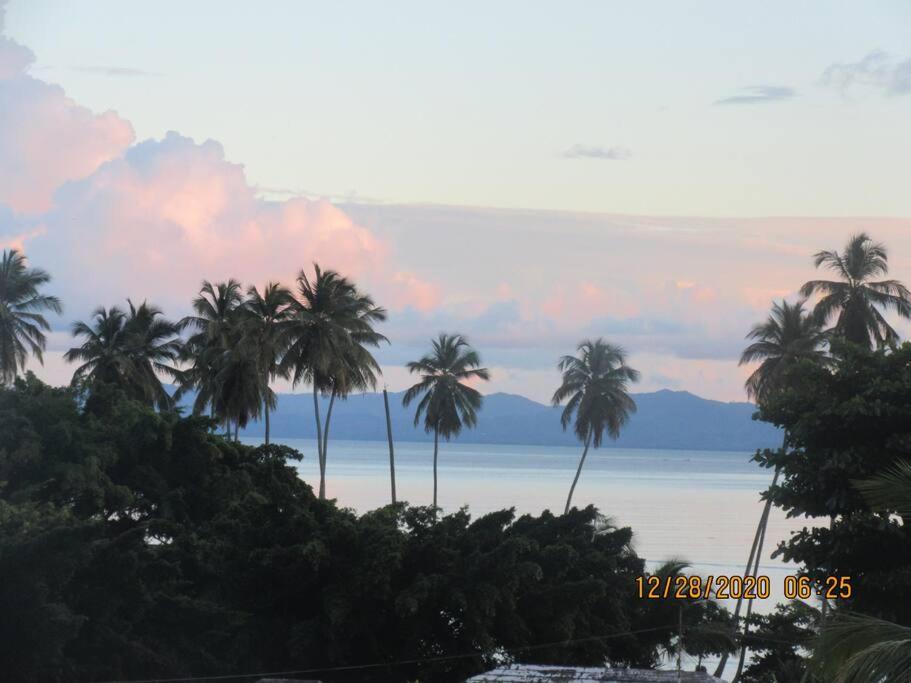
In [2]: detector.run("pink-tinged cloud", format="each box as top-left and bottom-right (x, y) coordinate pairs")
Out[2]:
(0, 29), (135, 214)
(541, 282), (639, 323)
(29, 131), (436, 315)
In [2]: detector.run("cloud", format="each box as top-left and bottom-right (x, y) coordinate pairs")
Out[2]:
(72, 65), (161, 77)
(0, 4), (135, 214)
(25, 131), (436, 317)
(821, 50), (911, 96)
(562, 144), (631, 160)
(714, 85), (795, 105)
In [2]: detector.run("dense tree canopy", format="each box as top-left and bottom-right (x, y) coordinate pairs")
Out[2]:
(0, 376), (730, 682)
(756, 342), (911, 625)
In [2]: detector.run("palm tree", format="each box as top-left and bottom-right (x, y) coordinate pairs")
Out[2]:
(800, 233), (911, 348)
(552, 339), (639, 515)
(279, 265), (387, 499)
(403, 333), (489, 509)
(0, 249), (62, 385)
(720, 299), (830, 679)
(177, 280), (244, 431)
(242, 282), (294, 444)
(65, 300), (182, 409)
(740, 299), (830, 405)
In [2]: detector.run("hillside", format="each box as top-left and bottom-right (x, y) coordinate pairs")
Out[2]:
(232, 389), (781, 452)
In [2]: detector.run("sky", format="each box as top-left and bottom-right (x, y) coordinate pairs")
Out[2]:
(1, 1), (910, 402)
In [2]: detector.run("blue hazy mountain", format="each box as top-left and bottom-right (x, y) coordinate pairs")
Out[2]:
(221, 389), (781, 452)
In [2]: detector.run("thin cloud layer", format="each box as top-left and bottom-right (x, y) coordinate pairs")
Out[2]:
(562, 144), (631, 160)
(714, 85), (795, 105)
(821, 50), (911, 96)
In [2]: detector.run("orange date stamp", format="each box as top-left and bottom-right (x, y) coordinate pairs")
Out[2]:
(635, 574), (852, 601)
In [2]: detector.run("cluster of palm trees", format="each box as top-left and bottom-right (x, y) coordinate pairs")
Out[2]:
(718, 232), (911, 681)
(1, 232), (908, 529)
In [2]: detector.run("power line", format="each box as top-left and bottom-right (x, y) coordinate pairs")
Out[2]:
(98, 624), (678, 683)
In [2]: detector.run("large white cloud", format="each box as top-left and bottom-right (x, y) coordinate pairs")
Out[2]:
(0, 1), (134, 214)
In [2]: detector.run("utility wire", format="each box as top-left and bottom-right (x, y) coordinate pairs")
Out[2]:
(98, 624), (679, 683)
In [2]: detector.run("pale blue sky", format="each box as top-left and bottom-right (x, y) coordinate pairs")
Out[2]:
(7, 0), (911, 215)
(3, 1), (911, 402)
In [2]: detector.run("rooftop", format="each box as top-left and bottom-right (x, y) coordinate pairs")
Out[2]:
(466, 664), (725, 682)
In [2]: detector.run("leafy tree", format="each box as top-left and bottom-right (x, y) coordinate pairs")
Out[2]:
(0, 249), (62, 384)
(740, 601), (818, 683)
(552, 339), (639, 514)
(757, 342), (911, 626)
(65, 300), (181, 410)
(403, 333), (489, 509)
(0, 375), (722, 682)
(800, 232), (911, 348)
(280, 265), (387, 499)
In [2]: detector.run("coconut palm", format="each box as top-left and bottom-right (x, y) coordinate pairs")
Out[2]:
(552, 339), (639, 515)
(403, 333), (490, 509)
(720, 299), (830, 679)
(177, 280), (245, 430)
(0, 249), (62, 385)
(241, 282), (294, 444)
(800, 233), (911, 348)
(279, 265), (387, 499)
(65, 300), (182, 409)
(740, 299), (830, 405)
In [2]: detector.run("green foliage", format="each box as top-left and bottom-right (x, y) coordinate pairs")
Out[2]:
(0, 376), (707, 682)
(740, 601), (818, 683)
(0, 248), (62, 384)
(812, 612), (911, 682)
(756, 342), (911, 623)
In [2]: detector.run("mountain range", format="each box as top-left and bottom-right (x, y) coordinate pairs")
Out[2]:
(230, 389), (781, 452)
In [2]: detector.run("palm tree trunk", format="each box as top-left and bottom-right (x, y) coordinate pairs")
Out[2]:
(432, 428), (439, 510)
(264, 398), (270, 445)
(383, 388), (397, 505)
(321, 390), (336, 494)
(564, 434), (592, 515)
(715, 430), (786, 679)
(732, 502), (771, 682)
(313, 386), (325, 500)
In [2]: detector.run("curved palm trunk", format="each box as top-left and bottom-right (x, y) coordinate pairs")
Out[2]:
(564, 434), (592, 515)
(383, 388), (397, 505)
(715, 430), (786, 679)
(321, 391), (336, 496)
(732, 500), (771, 682)
(263, 398), (271, 445)
(432, 428), (439, 510)
(313, 386), (325, 499)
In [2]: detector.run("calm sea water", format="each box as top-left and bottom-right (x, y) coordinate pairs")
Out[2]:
(244, 437), (811, 595)
(241, 437), (816, 675)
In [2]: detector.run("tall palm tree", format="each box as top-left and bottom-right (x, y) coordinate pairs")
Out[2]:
(177, 280), (245, 430)
(720, 299), (830, 679)
(403, 333), (489, 509)
(65, 300), (182, 410)
(0, 249), (62, 385)
(242, 282), (294, 444)
(552, 339), (639, 515)
(279, 265), (387, 499)
(800, 232), (911, 348)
